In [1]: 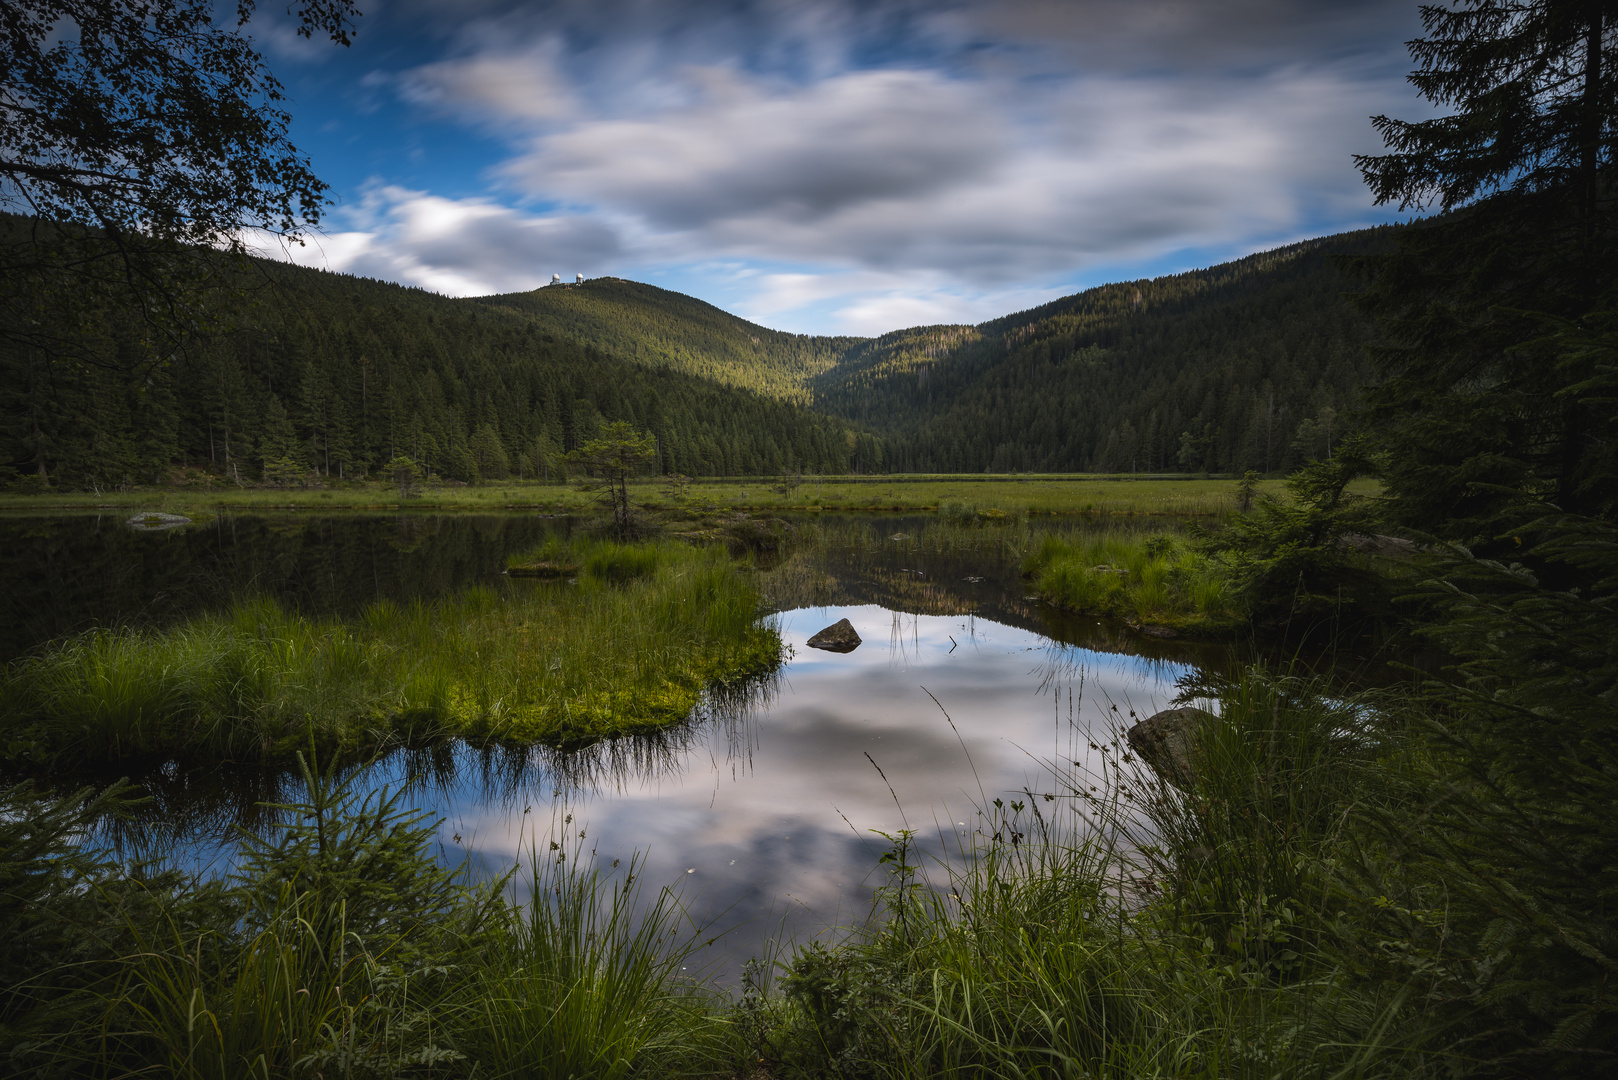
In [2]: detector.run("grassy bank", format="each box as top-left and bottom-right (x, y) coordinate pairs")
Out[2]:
(0, 538), (780, 767)
(2, 758), (736, 1080)
(0, 668), (1505, 1079)
(1021, 527), (1245, 635)
(0, 473), (1305, 517)
(758, 669), (1418, 1079)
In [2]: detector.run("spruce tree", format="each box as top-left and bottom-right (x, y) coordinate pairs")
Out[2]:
(1353, 0), (1618, 540)
(1346, 5), (1618, 1071)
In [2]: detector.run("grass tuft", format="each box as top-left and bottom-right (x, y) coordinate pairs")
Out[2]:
(1022, 527), (1244, 633)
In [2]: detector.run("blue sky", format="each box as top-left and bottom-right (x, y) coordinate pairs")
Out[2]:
(252, 0), (1430, 335)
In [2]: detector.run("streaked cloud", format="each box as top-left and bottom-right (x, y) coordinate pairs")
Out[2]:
(279, 0), (1426, 332)
(276, 185), (621, 296)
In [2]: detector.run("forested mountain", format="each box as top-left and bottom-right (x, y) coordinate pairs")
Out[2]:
(472, 278), (860, 404)
(0, 260), (875, 490)
(809, 229), (1391, 473)
(3, 225), (1395, 489)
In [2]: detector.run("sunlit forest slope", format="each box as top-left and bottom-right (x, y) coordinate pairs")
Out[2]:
(471, 278), (861, 404)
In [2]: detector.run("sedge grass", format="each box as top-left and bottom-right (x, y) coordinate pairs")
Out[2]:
(1022, 527), (1244, 633)
(58, 756), (721, 1080)
(0, 539), (781, 767)
(766, 667), (1436, 1080)
(460, 849), (725, 1080)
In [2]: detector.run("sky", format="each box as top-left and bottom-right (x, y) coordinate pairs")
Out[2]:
(251, 0), (1432, 336)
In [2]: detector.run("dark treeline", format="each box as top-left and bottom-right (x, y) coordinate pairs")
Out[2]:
(1, 218), (1395, 489)
(0, 258), (878, 489)
(0, 514), (563, 660)
(811, 230), (1388, 473)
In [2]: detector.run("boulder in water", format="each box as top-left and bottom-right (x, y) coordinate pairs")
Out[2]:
(1126, 706), (1214, 788)
(806, 618), (862, 653)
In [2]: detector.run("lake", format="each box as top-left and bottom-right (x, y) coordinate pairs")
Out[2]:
(0, 511), (1224, 978)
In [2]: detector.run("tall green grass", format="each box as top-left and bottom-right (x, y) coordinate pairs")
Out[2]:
(34, 754), (723, 1080)
(762, 668), (1437, 1079)
(1022, 528), (1242, 632)
(791, 515), (1042, 563)
(2, 670), (1469, 1079)
(0, 539), (780, 766)
(460, 850), (722, 1079)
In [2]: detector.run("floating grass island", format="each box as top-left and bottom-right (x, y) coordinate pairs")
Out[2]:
(0, 538), (781, 767)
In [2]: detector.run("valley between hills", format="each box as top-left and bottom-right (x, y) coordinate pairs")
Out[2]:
(0, 224), (1388, 492)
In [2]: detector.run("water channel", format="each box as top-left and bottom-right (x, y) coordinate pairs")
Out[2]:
(1, 512), (1228, 978)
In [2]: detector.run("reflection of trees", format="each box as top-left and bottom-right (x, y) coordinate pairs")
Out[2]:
(762, 544), (1240, 670)
(74, 671), (780, 858)
(450, 674), (775, 800)
(0, 513), (571, 659)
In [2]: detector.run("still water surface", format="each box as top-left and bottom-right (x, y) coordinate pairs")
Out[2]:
(2, 513), (1209, 975)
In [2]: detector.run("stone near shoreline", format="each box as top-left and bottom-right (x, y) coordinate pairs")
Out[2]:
(1126, 706), (1215, 788)
(127, 512), (191, 532)
(505, 560), (580, 579)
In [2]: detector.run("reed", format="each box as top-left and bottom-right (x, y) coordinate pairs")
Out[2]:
(52, 755), (717, 1080)
(0, 540), (781, 767)
(457, 849), (724, 1080)
(1022, 527), (1243, 632)
(764, 667), (1433, 1080)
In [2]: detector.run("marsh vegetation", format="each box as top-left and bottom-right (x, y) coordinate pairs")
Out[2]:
(0, 537), (780, 769)
(3, 651), (1589, 1080)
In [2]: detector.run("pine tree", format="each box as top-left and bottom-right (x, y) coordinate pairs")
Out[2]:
(258, 393), (302, 484)
(469, 423), (510, 480)
(568, 422), (657, 537)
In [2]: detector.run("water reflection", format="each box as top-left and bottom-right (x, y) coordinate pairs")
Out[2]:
(11, 512), (1226, 978)
(0, 512), (570, 660)
(86, 602), (1198, 977)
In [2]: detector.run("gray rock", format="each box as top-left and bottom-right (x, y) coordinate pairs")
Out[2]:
(806, 618), (862, 653)
(1126, 706), (1215, 788)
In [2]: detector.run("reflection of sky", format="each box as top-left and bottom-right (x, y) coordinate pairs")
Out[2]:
(428, 604), (1192, 978)
(101, 604), (1192, 979)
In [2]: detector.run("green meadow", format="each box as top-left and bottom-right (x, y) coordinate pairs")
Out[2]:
(1021, 527), (1245, 634)
(0, 473), (1298, 518)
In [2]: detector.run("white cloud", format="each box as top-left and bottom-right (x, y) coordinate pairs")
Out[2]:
(273, 185), (622, 296)
(731, 269), (1065, 336)
(272, 0), (1427, 331)
(399, 37), (578, 123)
(506, 68), (1003, 229)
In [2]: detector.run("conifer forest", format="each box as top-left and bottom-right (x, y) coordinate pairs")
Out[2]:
(2, 2), (1617, 1079)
